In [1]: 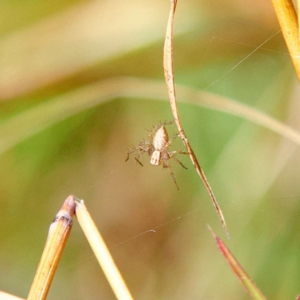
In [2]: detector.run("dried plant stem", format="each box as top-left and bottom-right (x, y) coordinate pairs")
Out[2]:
(75, 200), (133, 300)
(271, 0), (300, 80)
(163, 0), (229, 237)
(27, 196), (76, 300)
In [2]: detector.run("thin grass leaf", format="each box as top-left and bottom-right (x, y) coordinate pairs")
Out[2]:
(0, 78), (299, 156)
(209, 226), (267, 300)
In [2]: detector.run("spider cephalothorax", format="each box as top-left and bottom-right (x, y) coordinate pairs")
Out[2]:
(125, 122), (187, 189)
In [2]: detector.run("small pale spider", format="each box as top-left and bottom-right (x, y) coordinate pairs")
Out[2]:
(125, 121), (188, 189)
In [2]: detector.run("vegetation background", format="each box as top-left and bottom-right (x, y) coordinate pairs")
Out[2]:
(0, 0), (299, 299)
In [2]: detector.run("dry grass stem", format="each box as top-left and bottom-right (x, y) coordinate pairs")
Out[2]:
(163, 0), (229, 236)
(75, 200), (133, 300)
(27, 195), (76, 300)
(271, 0), (300, 80)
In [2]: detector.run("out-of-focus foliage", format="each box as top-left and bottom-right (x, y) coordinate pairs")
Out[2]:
(0, 0), (299, 299)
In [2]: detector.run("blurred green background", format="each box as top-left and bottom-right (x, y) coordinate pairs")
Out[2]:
(0, 0), (299, 299)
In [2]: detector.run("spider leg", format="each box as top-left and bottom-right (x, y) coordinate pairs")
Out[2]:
(167, 150), (188, 169)
(165, 131), (180, 148)
(126, 141), (152, 166)
(147, 121), (173, 140)
(178, 150), (190, 155)
(162, 156), (179, 190)
(161, 120), (174, 126)
(140, 141), (152, 152)
(133, 154), (143, 166)
(167, 165), (179, 190)
(126, 150), (144, 167)
(168, 150), (189, 156)
(125, 147), (139, 162)
(171, 155), (188, 170)
(166, 128), (189, 145)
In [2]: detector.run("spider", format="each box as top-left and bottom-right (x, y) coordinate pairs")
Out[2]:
(125, 121), (188, 189)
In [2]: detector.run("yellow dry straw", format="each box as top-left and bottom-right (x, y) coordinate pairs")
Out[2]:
(27, 196), (76, 300)
(75, 200), (133, 300)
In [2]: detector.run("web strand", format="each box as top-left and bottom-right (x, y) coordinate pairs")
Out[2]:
(204, 29), (281, 91)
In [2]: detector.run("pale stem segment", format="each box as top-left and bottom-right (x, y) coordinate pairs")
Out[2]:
(27, 195), (76, 300)
(75, 200), (134, 300)
(163, 0), (229, 237)
(0, 291), (24, 300)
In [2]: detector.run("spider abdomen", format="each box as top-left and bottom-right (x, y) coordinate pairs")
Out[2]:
(152, 126), (169, 150)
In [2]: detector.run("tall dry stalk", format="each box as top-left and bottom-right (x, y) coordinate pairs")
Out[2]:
(163, 0), (229, 236)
